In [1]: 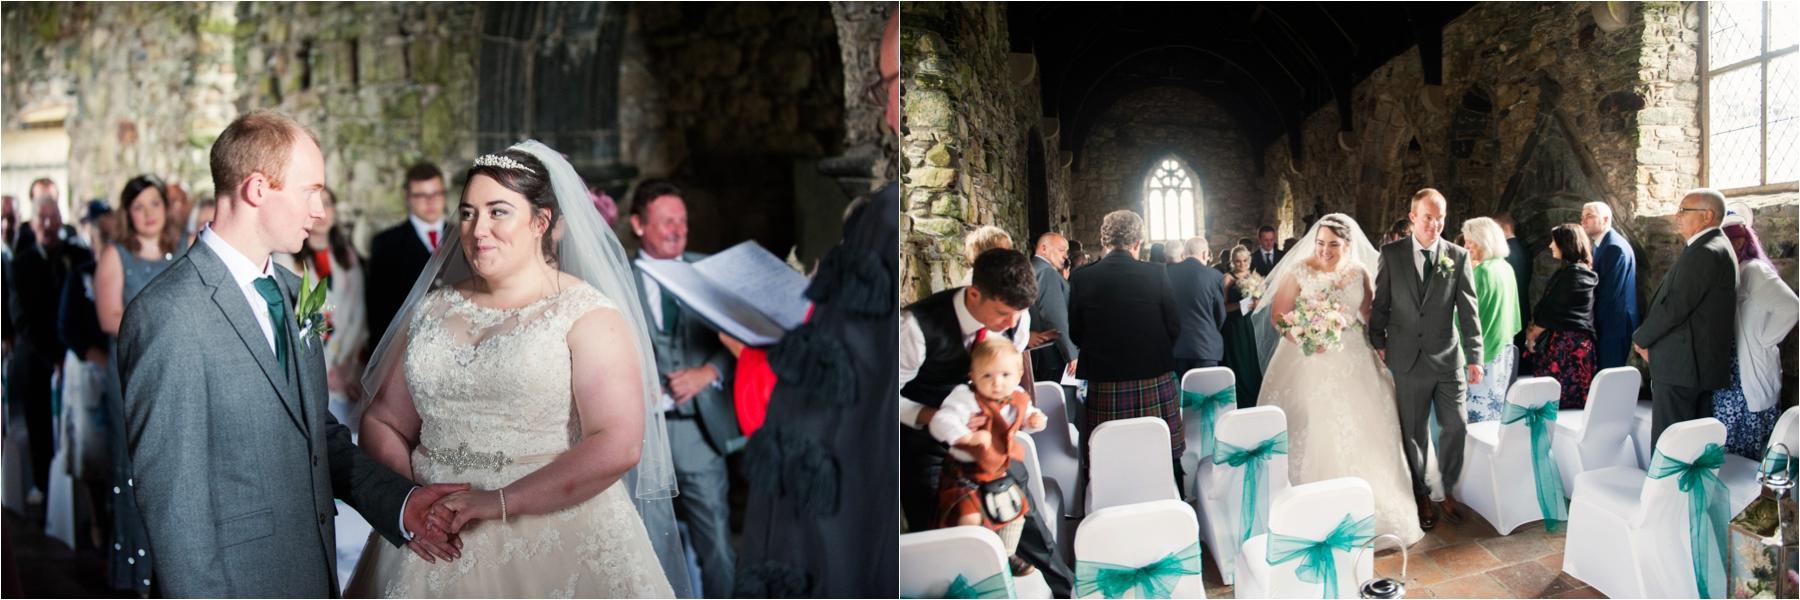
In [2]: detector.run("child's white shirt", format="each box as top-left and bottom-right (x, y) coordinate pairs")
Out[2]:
(929, 384), (1047, 463)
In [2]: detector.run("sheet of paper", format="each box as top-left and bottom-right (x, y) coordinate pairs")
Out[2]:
(692, 241), (811, 331)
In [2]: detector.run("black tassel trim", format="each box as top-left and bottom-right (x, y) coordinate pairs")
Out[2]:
(741, 425), (842, 517)
(805, 245), (893, 317)
(767, 323), (853, 406)
(733, 561), (813, 598)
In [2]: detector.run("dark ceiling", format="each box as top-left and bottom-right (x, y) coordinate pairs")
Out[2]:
(1008, 1), (1474, 168)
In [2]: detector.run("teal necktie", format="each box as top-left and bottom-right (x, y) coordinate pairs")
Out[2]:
(661, 288), (680, 332)
(1420, 248), (1434, 282)
(252, 277), (290, 380)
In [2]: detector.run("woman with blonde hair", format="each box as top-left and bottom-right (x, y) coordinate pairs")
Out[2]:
(1459, 217), (1521, 422)
(961, 225), (1013, 285)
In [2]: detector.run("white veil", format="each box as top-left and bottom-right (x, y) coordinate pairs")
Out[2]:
(1250, 213), (1382, 368)
(359, 140), (692, 597)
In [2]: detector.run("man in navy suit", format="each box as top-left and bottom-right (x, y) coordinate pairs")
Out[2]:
(1582, 202), (1641, 370)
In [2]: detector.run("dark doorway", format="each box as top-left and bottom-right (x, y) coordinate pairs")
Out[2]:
(1027, 129), (1050, 239)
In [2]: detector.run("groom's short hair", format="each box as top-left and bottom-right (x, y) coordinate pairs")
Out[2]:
(1410, 188), (1447, 208)
(210, 110), (319, 198)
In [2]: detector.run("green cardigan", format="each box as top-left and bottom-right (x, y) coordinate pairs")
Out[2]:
(1473, 257), (1523, 362)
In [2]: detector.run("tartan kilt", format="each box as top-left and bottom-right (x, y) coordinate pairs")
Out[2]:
(1085, 373), (1183, 462)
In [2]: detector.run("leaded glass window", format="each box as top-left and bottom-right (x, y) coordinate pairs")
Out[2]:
(1142, 157), (1202, 243)
(1705, 1), (1798, 189)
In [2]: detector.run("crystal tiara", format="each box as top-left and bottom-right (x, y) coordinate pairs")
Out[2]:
(473, 153), (534, 174)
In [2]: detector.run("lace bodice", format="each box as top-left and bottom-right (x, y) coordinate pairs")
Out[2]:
(403, 283), (616, 486)
(1286, 262), (1370, 327)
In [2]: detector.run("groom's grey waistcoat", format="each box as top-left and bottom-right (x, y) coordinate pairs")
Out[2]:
(119, 240), (414, 598)
(1368, 238), (1483, 374)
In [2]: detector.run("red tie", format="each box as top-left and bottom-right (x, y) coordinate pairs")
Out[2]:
(428, 230), (439, 250)
(974, 328), (988, 345)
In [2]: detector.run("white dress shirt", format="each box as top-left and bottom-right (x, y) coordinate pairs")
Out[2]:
(637, 252), (684, 331)
(202, 226), (418, 538)
(1410, 235), (1443, 280)
(409, 214), (444, 252)
(929, 384), (1046, 462)
(1685, 226), (1719, 247)
(898, 289), (1031, 428)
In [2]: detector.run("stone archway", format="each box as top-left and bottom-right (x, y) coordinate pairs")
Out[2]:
(477, 3), (634, 190)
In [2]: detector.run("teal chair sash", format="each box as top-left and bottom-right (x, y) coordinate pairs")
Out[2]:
(1647, 443), (1729, 599)
(1761, 448), (1795, 480)
(1073, 540), (1203, 598)
(1499, 401), (1567, 532)
(1265, 513), (1376, 599)
(1181, 385), (1237, 457)
(1213, 431), (1289, 541)
(903, 571), (1015, 599)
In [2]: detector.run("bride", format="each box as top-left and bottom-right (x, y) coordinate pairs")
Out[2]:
(1252, 214), (1424, 546)
(344, 142), (687, 597)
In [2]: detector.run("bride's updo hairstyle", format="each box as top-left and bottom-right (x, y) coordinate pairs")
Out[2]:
(1315, 214), (1354, 243)
(463, 148), (560, 263)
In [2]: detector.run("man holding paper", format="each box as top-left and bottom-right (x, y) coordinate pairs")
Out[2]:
(628, 179), (740, 599)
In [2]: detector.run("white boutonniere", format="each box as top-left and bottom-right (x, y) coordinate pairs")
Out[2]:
(1435, 253), (1455, 278)
(295, 269), (333, 347)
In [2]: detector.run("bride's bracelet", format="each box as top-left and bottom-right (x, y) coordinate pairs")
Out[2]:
(499, 488), (508, 523)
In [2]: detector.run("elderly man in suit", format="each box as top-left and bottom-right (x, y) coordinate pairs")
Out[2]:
(1633, 189), (1738, 448)
(628, 179), (739, 598)
(1582, 202), (1641, 370)
(122, 110), (465, 597)
(1250, 225), (1285, 277)
(1028, 232), (1075, 383)
(1168, 237), (1227, 374)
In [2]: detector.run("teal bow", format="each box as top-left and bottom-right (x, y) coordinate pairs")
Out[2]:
(1181, 385), (1237, 457)
(1500, 401), (1567, 532)
(1214, 431), (1289, 542)
(1074, 540), (1203, 598)
(1266, 513), (1376, 599)
(1761, 448), (1796, 481)
(1648, 444), (1729, 599)
(941, 571), (1014, 599)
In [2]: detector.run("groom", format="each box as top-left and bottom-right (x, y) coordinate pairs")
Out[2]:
(120, 110), (468, 597)
(1368, 188), (1483, 530)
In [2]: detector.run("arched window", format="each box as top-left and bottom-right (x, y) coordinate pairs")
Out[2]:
(1142, 157), (1202, 243)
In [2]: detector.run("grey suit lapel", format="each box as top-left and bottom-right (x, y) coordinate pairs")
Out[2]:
(275, 266), (316, 436)
(189, 242), (309, 435)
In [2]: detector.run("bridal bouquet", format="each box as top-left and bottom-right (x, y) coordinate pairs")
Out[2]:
(1276, 291), (1350, 356)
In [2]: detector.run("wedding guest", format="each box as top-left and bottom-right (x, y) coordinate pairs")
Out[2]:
(1166, 242), (1186, 264)
(899, 248), (1070, 594)
(964, 225), (1013, 265)
(1713, 212), (1795, 458)
(295, 187), (372, 433)
(1147, 242), (1168, 265)
(1494, 212), (1533, 339)
(1526, 224), (1596, 410)
(2, 194), (16, 249)
(1065, 239), (1086, 276)
(1385, 218), (1412, 245)
(1220, 245), (1264, 408)
(366, 162), (446, 342)
(76, 200), (115, 251)
(1461, 217), (1521, 423)
(1634, 189), (1738, 447)
(627, 179), (739, 598)
(1028, 232), (1075, 383)
(194, 192), (219, 235)
(9, 196), (92, 496)
(1251, 225), (1284, 276)
(93, 175), (179, 593)
(55, 208), (110, 556)
(1168, 237), (1226, 373)
(928, 338), (1048, 576)
(1581, 202), (1640, 370)
(1069, 209), (1182, 484)
(165, 182), (192, 237)
(1281, 237), (1298, 252)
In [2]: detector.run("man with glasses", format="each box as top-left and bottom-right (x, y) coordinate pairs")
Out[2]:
(1633, 188), (1737, 447)
(367, 163), (447, 341)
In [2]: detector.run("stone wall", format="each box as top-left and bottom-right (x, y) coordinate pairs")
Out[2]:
(618, 1), (849, 256)
(1069, 86), (1262, 253)
(899, 1), (1073, 303)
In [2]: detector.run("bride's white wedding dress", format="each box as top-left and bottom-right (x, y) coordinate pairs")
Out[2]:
(1257, 262), (1425, 546)
(344, 283), (675, 598)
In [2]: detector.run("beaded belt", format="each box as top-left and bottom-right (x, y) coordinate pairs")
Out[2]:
(417, 443), (561, 474)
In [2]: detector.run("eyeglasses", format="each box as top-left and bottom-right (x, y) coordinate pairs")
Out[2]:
(861, 71), (899, 107)
(1677, 207), (1711, 213)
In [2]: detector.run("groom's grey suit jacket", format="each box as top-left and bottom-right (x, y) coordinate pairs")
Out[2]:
(120, 240), (415, 598)
(1368, 239), (1483, 375)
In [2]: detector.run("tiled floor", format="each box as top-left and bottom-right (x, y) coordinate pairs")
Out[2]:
(1199, 513), (1608, 599)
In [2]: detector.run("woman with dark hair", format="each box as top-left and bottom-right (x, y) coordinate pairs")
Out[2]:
(1525, 224), (1598, 410)
(295, 187), (372, 429)
(93, 173), (183, 593)
(1712, 212), (1796, 458)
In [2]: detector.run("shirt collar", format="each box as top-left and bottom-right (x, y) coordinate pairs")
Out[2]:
(638, 250), (684, 264)
(200, 225), (274, 286)
(1411, 235), (1442, 255)
(408, 214), (442, 236)
(1686, 226), (1717, 247)
(953, 287), (991, 338)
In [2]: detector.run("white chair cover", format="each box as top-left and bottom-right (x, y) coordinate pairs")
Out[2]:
(902, 525), (1045, 599)
(1032, 381), (1081, 519)
(1459, 376), (1563, 535)
(1087, 417), (1178, 513)
(1178, 367), (1237, 499)
(1014, 431), (1058, 542)
(1234, 477), (1376, 599)
(44, 440), (76, 550)
(1721, 405), (1800, 517)
(1551, 367), (1641, 497)
(1632, 400), (1654, 469)
(1195, 406), (1289, 585)
(1072, 499), (1206, 599)
(1563, 418), (1729, 599)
